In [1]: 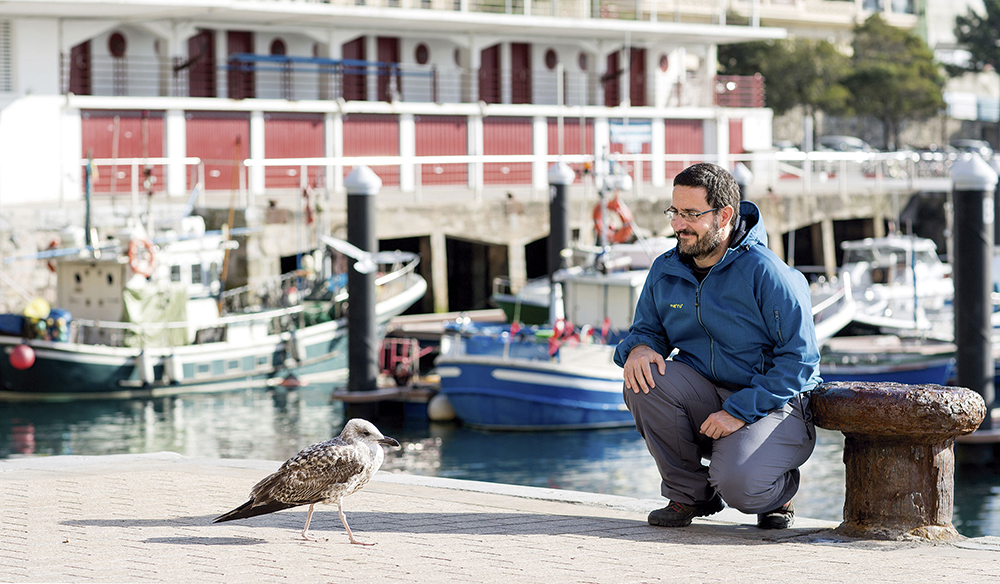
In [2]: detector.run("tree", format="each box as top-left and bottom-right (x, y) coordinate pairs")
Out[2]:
(952, 0), (1000, 74)
(719, 39), (851, 134)
(844, 14), (944, 150)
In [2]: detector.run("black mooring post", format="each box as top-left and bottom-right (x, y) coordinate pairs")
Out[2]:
(345, 166), (380, 395)
(547, 162), (574, 324)
(733, 162), (753, 202)
(952, 154), (996, 438)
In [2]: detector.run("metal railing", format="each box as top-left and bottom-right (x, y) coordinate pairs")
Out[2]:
(62, 53), (763, 109)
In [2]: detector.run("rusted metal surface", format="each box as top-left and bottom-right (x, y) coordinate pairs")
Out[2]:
(812, 382), (986, 438)
(810, 382), (987, 541)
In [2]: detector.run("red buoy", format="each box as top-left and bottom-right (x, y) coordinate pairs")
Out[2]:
(10, 344), (35, 370)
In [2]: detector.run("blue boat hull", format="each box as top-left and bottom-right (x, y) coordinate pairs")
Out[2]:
(820, 358), (955, 385)
(436, 356), (634, 430)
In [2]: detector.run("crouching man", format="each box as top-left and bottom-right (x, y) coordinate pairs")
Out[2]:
(615, 163), (819, 529)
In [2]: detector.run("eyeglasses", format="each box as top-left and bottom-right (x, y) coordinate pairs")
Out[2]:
(663, 207), (719, 222)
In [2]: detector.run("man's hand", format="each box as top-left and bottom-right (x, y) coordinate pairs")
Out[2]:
(700, 410), (746, 439)
(623, 345), (666, 394)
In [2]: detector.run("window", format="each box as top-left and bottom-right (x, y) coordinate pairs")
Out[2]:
(0, 21), (10, 92)
(545, 49), (558, 70)
(415, 44), (429, 65)
(170, 265), (182, 282)
(108, 32), (127, 58)
(191, 264), (203, 285)
(270, 39), (286, 56)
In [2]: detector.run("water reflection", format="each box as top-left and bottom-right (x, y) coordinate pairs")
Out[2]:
(2, 386), (997, 537)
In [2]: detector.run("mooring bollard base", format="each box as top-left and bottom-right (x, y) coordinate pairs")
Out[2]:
(833, 522), (962, 542)
(835, 433), (962, 542)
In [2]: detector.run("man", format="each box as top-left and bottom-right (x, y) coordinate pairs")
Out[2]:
(614, 162), (819, 530)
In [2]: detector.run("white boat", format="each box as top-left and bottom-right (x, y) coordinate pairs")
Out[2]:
(0, 222), (426, 401)
(810, 273), (856, 344)
(839, 234), (953, 336)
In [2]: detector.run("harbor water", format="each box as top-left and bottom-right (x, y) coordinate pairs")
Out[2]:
(1, 383), (998, 538)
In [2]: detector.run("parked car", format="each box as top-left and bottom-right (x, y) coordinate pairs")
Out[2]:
(816, 135), (877, 153)
(949, 139), (993, 160)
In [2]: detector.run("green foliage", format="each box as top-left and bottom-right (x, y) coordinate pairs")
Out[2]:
(953, 0), (1000, 74)
(719, 14), (944, 150)
(844, 14), (944, 149)
(719, 38), (850, 117)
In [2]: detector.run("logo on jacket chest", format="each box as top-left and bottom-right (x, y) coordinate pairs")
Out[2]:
(669, 303), (683, 309)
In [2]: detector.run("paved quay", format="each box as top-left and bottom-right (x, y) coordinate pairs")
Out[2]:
(2, 453), (999, 583)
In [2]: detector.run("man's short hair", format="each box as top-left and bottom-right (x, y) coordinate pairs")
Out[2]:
(673, 163), (740, 228)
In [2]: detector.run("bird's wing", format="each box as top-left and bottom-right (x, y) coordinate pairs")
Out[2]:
(251, 440), (370, 505)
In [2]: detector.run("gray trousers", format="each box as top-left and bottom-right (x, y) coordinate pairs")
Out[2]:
(623, 360), (815, 514)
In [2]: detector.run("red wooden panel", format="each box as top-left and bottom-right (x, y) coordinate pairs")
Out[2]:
(81, 111), (165, 195)
(604, 51), (620, 107)
(479, 44), (500, 104)
(729, 118), (744, 154)
(69, 41), (91, 96)
(227, 31), (254, 99)
(186, 112), (250, 191)
(342, 37), (366, 101)
(665, 119), (704, 179)
(548, 117), (593, 176)
(343, 114), (399, 186)
(415, 115), (466, 185)
(377, 37), (399, 103)
(630, 48), (646, 107)
(483, 117), (532, 185)
(264, 113), (325, 190)
(511, 43), (531, 105)
(187, 30), (216, 98)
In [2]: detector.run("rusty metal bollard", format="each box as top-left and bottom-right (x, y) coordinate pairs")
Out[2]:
(810, 381), (986, 541)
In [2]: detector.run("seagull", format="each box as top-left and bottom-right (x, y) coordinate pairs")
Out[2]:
(213, 418), (401, 545)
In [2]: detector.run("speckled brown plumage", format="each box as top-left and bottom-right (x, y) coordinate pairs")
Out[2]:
(214, 418), (400, 545)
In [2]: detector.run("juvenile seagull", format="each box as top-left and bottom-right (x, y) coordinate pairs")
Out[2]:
(213, 418), (400, 545)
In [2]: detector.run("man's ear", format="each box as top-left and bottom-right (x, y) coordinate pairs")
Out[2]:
(719, 205), (735, 227)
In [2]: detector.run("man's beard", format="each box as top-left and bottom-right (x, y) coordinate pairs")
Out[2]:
(677, 217), (724, 262)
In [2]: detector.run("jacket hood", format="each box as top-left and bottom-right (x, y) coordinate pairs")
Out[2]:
(731, 200), (767, 251)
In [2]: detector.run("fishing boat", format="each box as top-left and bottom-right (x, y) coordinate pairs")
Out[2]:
(435, 233), (653, 431)
(489, 236), (679, 326)
(0, 223), (426, 401)
(839, 234), (953, 337)
(810, 272), (856, 344)
(819, 334), (956, 385)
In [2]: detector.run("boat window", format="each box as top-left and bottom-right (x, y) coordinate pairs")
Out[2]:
(256, 355), (270, 370)
(191, 264), (203, 285)
(226, 359), (240, 372)
(195, 363), (211, 378)
(170, 265), (182, 282)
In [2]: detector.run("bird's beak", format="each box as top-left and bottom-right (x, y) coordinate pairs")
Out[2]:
(379, 436), (400, 448)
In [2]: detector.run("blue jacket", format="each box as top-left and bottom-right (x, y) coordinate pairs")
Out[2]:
(613, 201), (820, 423)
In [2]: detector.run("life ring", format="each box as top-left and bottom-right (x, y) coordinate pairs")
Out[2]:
(128, 239), (156, 278)
(592, 196), (635, 244)
(45, 239), (59, 273)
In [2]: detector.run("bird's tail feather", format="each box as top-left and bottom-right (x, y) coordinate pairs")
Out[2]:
(213, 499), (297, 523)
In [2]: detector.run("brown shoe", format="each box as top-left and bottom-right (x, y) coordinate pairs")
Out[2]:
(757, 500), (794, 529)
(648, 496), (724, 527)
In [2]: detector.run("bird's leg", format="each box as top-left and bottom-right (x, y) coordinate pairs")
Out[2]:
(339, 500), (374, 546)
(300, 503), (327, 542)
